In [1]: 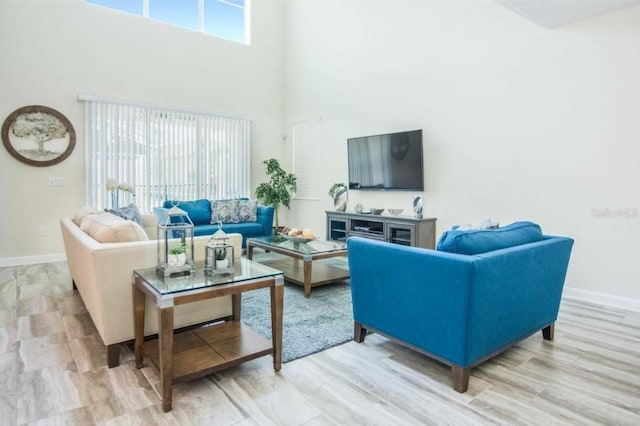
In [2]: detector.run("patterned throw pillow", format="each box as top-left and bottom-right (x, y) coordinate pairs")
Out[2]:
(237, 199), (257, 223)
(210, 200), (240, 224)
(105, 203), (142, 225)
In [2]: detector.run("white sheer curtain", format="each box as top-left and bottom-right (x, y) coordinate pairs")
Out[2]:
(82, 97), (251, 212)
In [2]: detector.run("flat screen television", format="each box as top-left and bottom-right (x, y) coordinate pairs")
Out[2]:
(347, 129), (424, 191)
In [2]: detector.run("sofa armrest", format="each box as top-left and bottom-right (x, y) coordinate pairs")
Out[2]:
(257, 206), (274, 236)
(466, 236), (573, 363)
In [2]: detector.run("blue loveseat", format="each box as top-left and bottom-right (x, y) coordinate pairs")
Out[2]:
(347, 221), (574, 392)
(160, 198), (274, 247)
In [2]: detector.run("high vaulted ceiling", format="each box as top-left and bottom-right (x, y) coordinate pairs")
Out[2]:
(496, 0), (640, 27)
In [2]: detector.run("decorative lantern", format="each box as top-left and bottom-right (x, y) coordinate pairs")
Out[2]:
(204, 223), (235, 275)
(157, 205), (195, 277)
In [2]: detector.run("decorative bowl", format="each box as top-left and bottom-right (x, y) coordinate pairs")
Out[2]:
(370, 208), (384, 215)
(278, 233), (316, 243)
(387, 209), (404, 216)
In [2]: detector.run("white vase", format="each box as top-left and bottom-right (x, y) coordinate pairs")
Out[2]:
(168, 253), (186, 267)
(216, 259), (229, 269)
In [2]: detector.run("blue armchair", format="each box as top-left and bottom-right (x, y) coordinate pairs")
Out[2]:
(347, 223), (573, 392)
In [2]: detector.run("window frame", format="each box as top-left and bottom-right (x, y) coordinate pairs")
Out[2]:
(86, 0), (250, 45)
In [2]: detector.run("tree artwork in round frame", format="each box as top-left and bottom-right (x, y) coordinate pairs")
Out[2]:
(2, 105), (76, 167)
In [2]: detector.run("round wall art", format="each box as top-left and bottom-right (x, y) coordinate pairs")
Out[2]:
(2, 105), (76, 167)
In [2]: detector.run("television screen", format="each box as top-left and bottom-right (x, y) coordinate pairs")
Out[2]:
(348, 129), (424, 191)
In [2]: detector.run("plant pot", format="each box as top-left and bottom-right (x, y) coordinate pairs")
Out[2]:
(216, 259), (229, 269)
(168, 253), (186, 267)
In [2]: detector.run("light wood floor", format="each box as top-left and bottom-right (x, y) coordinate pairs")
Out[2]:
(1, 262), (639, 425)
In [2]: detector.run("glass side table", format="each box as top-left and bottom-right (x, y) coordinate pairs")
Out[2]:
(132, 258), (284, 412)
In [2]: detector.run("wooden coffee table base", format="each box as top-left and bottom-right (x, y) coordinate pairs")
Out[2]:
(247, 238), (349, 298)
(258, 257), (349, 297)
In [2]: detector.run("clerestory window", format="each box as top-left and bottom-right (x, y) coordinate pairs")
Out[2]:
(86, 0), (249, 45)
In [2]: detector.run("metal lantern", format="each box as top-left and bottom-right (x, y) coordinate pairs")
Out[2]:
(157, 205), (195, 277)
(204, 224), (235, 275)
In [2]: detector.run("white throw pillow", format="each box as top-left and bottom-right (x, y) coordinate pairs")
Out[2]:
(72, 206), (100, 226)
(80, 212), (149, 243)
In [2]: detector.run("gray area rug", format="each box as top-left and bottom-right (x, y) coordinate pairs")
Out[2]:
(242, 252), (353, 363)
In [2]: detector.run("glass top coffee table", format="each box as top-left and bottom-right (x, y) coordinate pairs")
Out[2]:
(132, 259), (284, 412)
(246, 235), (349, 298)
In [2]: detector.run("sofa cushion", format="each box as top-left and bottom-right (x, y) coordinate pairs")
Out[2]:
(210, 199), (240, 224)
(237, 199), (257, 223)
(80, 212), (149, 243)
(437, 221), (543, 255)
(163, 199), (211, 226)
(72, 206), (101, 226)
(105, 203), (142, 225)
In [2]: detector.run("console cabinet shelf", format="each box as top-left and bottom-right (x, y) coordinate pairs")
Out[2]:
(326, 211), (437, 249)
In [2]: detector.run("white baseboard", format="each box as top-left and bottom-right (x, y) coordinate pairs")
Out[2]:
(563, 286), (640, 313)
(0, 253), (67, 267)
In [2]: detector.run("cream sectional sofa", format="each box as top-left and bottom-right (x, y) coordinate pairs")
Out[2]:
(60, 208), (242, 367)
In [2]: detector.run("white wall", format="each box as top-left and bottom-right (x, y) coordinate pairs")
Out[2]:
(0, 0), (285, 261)
(283, 1), (640, 304)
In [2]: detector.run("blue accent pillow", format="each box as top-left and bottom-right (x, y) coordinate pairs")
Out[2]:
(437, 221), (544, 255)
(163, 199), (211, 225)
(105, 203), (142, 225)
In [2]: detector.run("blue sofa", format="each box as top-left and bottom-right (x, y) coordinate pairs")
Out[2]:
(347, 222), (574, 392)
(161, 199), (274, 247)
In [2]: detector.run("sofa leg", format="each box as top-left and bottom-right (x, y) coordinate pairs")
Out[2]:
(452, 366), (470, 393)
(107, 343), (121, 368)
(542, 323), (555, 341)
(354, 322), (367, 343)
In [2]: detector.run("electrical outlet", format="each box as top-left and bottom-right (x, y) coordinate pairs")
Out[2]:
(48, 177), (64, 187)
(39, 226), (48, 237)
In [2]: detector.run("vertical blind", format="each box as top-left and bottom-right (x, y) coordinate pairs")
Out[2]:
(83, 98), (251, 212)
(292, 118), (321, 200)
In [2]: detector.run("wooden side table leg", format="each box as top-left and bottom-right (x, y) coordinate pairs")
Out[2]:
(133, 279), (145, 369)
(231, 293), (241, 321)
(158, 306), (175, 412)
(270, 275), (284, 372)
(247, 244), (254, 260)
(303, 260), (312, 298)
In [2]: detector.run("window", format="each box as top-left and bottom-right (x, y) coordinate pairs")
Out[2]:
(292, 118), (321, 200)
(81, 97), (251, 212)
(87, 0), (249, 44)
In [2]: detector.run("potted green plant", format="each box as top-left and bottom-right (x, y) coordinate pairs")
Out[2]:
(255, 158), (297, 230)
(168, 244), (186, 267)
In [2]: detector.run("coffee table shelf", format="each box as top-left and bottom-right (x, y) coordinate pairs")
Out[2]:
(258, 257), (349, 289)
(246, 236), (349, 298)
